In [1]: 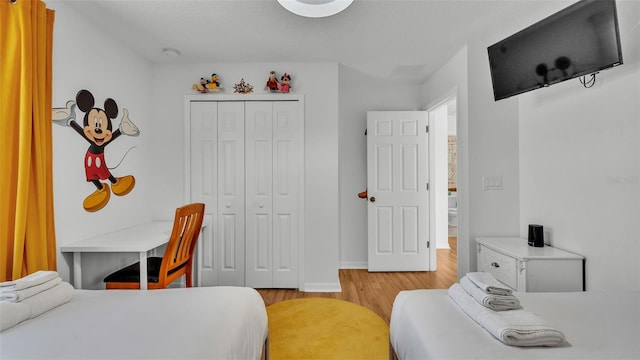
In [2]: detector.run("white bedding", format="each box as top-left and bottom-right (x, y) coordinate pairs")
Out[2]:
(0, 286), (268, 360)
(390, 289), (640, 359)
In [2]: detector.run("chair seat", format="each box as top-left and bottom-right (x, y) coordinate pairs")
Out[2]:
(104, 257), (186, 284)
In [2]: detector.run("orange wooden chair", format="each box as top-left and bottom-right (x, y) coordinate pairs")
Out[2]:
(103, 203), (205, 289)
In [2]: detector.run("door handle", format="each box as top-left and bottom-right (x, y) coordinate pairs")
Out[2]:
(370, 197), (376, 203)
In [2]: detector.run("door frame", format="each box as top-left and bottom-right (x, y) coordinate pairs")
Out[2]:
(425, 89), (459, 273)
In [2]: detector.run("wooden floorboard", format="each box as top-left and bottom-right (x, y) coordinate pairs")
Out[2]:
(257, 237), (458, 324)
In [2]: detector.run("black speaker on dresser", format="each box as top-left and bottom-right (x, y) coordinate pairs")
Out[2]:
(528, 224), (544, 247)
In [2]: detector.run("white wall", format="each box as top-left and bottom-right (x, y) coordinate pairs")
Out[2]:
(421, 46), (470, 277)
(48, 0), (639, 291)
(338, 64), (422, 268)
(50, 0), (342, 291)
(150, 63), (341, 291)
(450, 1), (577, 277)
(519, 0), (640, 291)
(465, 42), (521, 273)
(49, 0), (153, 288)
(441, 0), (639, 291)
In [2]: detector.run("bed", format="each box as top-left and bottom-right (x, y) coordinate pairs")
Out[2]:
(390, 289), (640, 359)
(0, 286), (268, 359)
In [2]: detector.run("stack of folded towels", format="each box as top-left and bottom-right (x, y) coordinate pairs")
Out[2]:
(448, 272), (566, 347)
(0, 271), (74, 331)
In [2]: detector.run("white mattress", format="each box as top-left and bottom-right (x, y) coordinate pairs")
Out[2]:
(390, 289), (640, 359)
(0, 286), (268, 359)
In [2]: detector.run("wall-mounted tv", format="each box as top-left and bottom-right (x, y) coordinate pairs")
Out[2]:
(488, 0), (623, 101)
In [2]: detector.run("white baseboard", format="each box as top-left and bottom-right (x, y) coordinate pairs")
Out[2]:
(340, 261), (368, 269)
(301, 282), (342, 292)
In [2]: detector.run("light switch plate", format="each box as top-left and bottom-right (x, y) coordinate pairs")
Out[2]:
(482, 175), (503, 190)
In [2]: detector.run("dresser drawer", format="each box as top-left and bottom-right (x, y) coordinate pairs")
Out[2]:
(478, 245), (518, 290)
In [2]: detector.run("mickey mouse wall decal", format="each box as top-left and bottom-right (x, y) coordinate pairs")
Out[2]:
(52, 89), (140, 212)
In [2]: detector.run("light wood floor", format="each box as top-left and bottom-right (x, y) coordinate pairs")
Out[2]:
(257, 237), (457, 324)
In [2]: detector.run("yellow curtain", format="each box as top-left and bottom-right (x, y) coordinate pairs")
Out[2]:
(0, 0), (56, 281)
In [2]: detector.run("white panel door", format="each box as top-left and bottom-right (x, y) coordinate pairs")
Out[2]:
(217, 102), (245, 285)
(245, 102), (274, 288)
(272, 101), (300, 288)
(245, 101), (300, 288)
(367, 111), (430, 271)
(190, 102), (218, 285)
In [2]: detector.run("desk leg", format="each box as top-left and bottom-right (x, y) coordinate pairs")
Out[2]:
(139, 251), (148, 290)
(73, 252), (82, 289)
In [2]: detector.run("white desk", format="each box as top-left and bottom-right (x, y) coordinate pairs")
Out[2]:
(60, 222), (173, 290)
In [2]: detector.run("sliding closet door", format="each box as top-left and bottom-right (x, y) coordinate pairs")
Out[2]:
(189, 97), (302, 288)
(272, 101), (300, 288)
(245, 101), (300, 288)
(245, 102), (273, 288)
(217, 102), (245, 286)
(190, 101), (245, 287)
(190, 101), (218, 286)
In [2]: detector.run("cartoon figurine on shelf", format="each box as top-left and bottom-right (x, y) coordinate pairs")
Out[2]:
(206, 73), (221, 91)
(192, 77), (209, 93)
(279, 73), (292, 93)
(52, 89), (140, 212)
(233, 78), (254, 94)
(265, 70), (280, 92)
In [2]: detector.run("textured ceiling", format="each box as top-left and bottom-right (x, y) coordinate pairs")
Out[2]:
(62, 0), (574, 82)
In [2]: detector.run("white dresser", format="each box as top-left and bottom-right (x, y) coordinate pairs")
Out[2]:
(476, 237), (584, 292)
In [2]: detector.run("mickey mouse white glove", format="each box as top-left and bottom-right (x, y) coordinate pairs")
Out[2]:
(119, 108), (140, 136)
(52, 100), (76, 127)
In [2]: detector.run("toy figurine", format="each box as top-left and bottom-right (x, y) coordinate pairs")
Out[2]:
(279, 73), (291, 93)
(264, 70), (280, 92)
(193, 73), (223, 93)
(207, 73), (221, 91)
(192, 77), (209, 93)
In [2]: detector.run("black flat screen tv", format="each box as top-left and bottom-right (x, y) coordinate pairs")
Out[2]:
(488, 0), (623, 101)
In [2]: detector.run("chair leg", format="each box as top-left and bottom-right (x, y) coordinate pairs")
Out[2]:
(186, 266), (193, 287)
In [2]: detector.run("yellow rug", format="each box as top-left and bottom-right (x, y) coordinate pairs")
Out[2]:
(266, 298), (389, 360)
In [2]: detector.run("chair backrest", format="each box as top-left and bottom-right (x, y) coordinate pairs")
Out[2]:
(157, 203), (205, 288)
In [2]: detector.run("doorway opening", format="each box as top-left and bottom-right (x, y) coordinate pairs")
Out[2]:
(428, 96), (457, 272)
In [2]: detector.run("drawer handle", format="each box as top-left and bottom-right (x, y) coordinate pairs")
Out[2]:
(491, 262), (500, 268)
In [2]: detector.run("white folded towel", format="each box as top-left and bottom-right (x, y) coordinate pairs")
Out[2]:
(21, 282), (74, 319)
(460, 276), (521, 311)
(0, 301), (30, 331)
(466, 272), (513, 296)
(0, 271), (59, 291)
(0, 277), (62, 303)
(448, 283), (566, 347)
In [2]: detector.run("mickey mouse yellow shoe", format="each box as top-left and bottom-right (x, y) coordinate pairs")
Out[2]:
(112, 175), (135, 196)
(83, 183), (111, 212)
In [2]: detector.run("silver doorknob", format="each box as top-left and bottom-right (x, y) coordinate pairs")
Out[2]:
(370, 197), (376, 203)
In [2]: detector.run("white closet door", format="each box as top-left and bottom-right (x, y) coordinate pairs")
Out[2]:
(272, 101), (300, 288)
(246, 101), (300, 288)
(190, 102), (218, 286)
(217, 102), (245, 286)
(245, 102), (273, 288)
